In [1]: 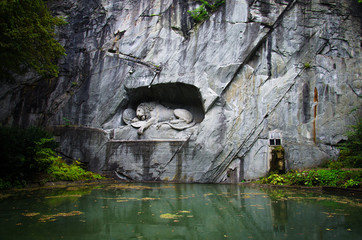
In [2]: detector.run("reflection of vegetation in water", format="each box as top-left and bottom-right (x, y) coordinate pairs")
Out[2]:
(43, 186), (97, 207)
(266, 188), (289, 201)
(262, 187), (362, 235)
(263, 188), (362, 208)
(106, 183), (175, 190)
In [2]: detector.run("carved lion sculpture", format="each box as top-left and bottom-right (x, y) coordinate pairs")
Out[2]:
(128, 102), (195, 135)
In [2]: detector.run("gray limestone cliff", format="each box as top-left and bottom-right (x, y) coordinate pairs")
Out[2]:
(0, 0), (361, 182)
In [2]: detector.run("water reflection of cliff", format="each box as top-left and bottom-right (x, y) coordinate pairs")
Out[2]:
(74, 185), (277, 239)
(3, 184), (361, 239)
(64, 184), (361, 239)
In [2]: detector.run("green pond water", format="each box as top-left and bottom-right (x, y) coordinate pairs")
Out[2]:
(0, 183), (361, 240)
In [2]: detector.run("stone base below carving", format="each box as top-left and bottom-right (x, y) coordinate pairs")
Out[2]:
(50, 126), (196, 182)
(105, 139), (191, 182)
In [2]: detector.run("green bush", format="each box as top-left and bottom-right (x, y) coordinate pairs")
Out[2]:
(259, 173), (288, 185)
(0, 126), (56, 185)
(0, 179), (12, 190)
(0, 126), (103, 189)
(343, 179), (360, 188)
(328, 161), (343, 170)
(269, 174), (286, 185)
(47, 159), (103, 181)
(258, 169), (361, 188)
(338, 120), (362, 168)
(188, 4), (209, 23)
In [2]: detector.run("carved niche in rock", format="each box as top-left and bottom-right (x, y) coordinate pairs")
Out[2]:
(123, 102), (195, 135)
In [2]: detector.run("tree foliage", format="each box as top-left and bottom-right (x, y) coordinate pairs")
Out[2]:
(338, 120), (362, 168)
(0, 126), (103, 189)
(0, 0), (66, 80)
(0, 126), (56, 186)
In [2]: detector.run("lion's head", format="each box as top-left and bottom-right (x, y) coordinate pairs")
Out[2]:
(136, 102), (156, 120)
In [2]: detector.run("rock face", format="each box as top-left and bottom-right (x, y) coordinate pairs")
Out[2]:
(1, 0), (361, 182)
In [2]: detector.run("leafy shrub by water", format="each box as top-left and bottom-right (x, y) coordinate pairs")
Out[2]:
(258, 120), (362, 188)
(258, 169), (362, 188)
(0, 126), (56, 187)
(0, 126), (103, 189)
(47, 159), (103, 182)
(328, 161), (343, 170)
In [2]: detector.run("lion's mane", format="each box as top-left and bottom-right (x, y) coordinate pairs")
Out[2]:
(137, 102), (158, 120)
